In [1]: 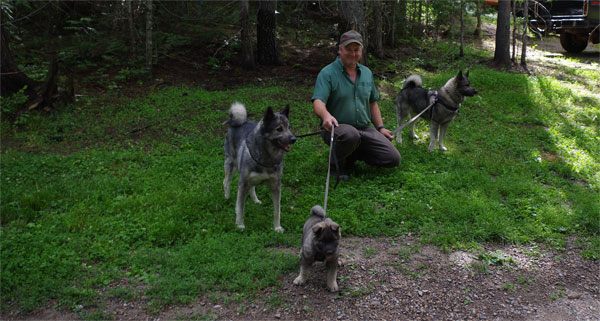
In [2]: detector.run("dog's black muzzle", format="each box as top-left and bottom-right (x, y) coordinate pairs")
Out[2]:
(276, 135), (296, 152)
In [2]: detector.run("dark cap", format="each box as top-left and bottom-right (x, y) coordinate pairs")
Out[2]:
(339, 30), (363, 47)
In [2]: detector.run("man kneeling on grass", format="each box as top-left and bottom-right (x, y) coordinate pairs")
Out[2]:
(312, 30), (401, 181)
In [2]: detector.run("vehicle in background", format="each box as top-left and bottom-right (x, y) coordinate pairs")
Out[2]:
(527, 0), (600, 53)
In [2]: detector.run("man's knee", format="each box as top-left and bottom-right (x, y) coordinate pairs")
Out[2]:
(322, 124), (360, 150)
(379, 146), (401, 168)
(334, 124), (360, 144)
(386, 150), (401, 167)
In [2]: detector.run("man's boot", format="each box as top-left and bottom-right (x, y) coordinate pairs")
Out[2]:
(330, 158), (349, 182)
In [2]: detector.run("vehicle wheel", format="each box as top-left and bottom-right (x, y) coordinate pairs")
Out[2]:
(559, 32), (588, 53)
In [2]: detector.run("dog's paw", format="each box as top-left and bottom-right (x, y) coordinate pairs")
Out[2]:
(395, 136), (402, 144)
(293, 276), (306, 285)
(274, 226), (284, 233)
(439, 145), (448, 151)
(252, 198), (262, 204)
(236, 224), (246, 231)
(327, 282), (339, 292)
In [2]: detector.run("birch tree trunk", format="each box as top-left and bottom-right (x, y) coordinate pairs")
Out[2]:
(512, 0), (517, 61)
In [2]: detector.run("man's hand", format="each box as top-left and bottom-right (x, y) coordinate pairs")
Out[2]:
(322, 114), (339, 132)
(313, 99), (338, 132)
(379, 127), (394, 141)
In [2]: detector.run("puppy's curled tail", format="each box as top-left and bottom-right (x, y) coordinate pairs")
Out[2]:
(310, 205), (327, 218)
(402, 75), (423, 90)
(226, 102), (247, 127)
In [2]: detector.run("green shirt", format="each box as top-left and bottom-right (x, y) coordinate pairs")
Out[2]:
(312, 58), (380, 128)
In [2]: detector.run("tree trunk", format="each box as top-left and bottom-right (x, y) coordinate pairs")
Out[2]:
(373, 0), (383, 58)
(257, 0), (280, 66)
(37, 55), (59, 106)
(460, 0), (465, 57)
(127, 0), (136, 54)
(512, 0), (517, 61)
(240, 0), (255, 69)
(494, 0), (512, 68)
(521, 0), (529, 70)
(1, 25), (62, 114)
(474, 0), (482, 37)
(417, 1), (422, 34)
(398, 0), (407, 38)
(386, 0), (396, 46)
(424, 0), (429, 36)
(338, 0), (367, 65)
(0, 26), (39, 98)
(145, 0), (153, 73)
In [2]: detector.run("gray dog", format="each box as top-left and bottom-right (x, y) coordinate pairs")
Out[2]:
(395, 70), (478, 151)
(223, 102), (296, 232)
(293, 205), (341, 292)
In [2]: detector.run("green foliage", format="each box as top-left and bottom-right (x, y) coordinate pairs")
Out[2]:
(116, 67), (151, 83)
(155, 31), (193, 54)
(478, 250), (516, 267)
(0, 86), (28, 120)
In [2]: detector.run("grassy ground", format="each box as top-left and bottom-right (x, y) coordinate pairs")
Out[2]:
(1, 61), (599, 317)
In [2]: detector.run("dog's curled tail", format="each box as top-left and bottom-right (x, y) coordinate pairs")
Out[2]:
(403, 75), (423, 90)
(310, 205), (327, 218)
(226, 102), (247, 127)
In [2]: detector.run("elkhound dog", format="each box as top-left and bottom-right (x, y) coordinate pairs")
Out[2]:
(395, 70), (478, 151)
(223, 102), (296, 232)
(293, 205), (341, 292)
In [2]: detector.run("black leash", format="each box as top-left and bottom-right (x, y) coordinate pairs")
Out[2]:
(323, 127), (334, 212)
(295, 130), (324, 138)
(391, 91), (438, 135)
(331, 136), (343, 190)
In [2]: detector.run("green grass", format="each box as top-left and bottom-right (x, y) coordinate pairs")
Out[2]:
(1, 67), (599, 316)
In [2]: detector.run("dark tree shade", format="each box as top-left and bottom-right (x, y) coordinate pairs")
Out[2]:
(240, 0), (255, 69)
(494, 0), (512, 67)
(257, 0), (279, 66)
(1, 26), (38, 98)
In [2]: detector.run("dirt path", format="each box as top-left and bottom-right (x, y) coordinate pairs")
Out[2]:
(148, 236), (598, 321)
(478, 23), (599, 93)
(10, 236), (598, 321)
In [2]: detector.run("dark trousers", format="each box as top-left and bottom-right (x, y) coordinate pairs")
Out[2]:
(321, 124), (401, 168)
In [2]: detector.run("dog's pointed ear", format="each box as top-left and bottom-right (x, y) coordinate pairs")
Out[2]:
(312, 225), (323, 235)
(330, 223), (341, 236)
(457, 69), (463, 79)
(263, 107), (275, 122)
(281, 104), (290, 118)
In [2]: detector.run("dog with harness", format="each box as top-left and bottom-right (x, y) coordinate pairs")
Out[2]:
(394, 70), (478, 152)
